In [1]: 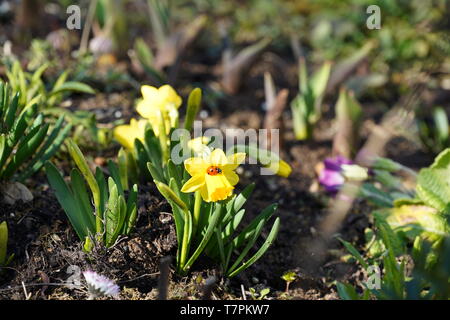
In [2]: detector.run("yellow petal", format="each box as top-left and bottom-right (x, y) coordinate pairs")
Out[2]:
(166, 104), (179, 130)
(181, 174), (205, 193)
(188, 136), (211, 157)
(135, 119), (148, 138)
(159, 85), (182, 109)
(223, 169), (239, 186)
(224, 152), (246, 170)
(200, 184), (212, 202)
(264, 159), (292, 178)
(136, 98), (155, 119)
(114, 126), (134, 150)
(184, 157), (208, 176)
(113, 119), (146, 150)
(141, 85), (159, 100)
(210, 149), (228, 166)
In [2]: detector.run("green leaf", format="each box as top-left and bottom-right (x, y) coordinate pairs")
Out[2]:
(134, 38), (154, 67)
(222, 209), (246, 243)
(336, 282), (360, 300)
(1, 123), (49, 180)
(70, 169), (96, 230)
(107, 160), (124, 195)
(0, 135), (5, 163)
(184, 88), (202, 131)
(360, 183), (394, 207)
(0, 221), (8, 266)
(430, 148), (450, 170)
(375, 214), (404, 258)
(182, 203), (223, 274)
(227, 217), (266, 274)
(95, 167), (108, 218)
(311, 61), (331, 99)
(45, 162), (94, 240)
(416, 168), (450, 212)
(227, 217), (280, 277)
(8, 104), (34, 147)
(117, 148), (129, 190)
(433, 108), (449, 145)
(67, 139), (101, 213)
(154, 180), (189, 213)
(19, 117), (72, 181)
(377, 205), (448, 240)
(222, 183), (254, 227)
(4, 92), (19, 130)
(338, 238), (369, 269)
(105, 178), (127, 247)
(31, 63), (49, 83)
(49, 81), (95, 96)
(228, 203), (278, 250)
(124, 184), (138, 234)
(147, 161), (164, 183)
(298, 57), (308, 94)
(336, 88), (362, 123)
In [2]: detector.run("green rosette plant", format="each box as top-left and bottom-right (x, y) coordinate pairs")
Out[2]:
(45, 139), (138, 251)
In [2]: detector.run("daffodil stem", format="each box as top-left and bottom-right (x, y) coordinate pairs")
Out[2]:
(158, 112), (169, 163)
(179, 208), (191, 273)
(193, 190), (202, 235)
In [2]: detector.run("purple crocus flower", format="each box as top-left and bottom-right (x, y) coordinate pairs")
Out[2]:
(318, 156), (353, 193)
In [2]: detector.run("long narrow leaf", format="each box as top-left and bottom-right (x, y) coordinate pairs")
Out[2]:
(227, 217), (280, 277)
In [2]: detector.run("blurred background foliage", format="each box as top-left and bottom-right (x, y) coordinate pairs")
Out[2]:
(0, 0), (449, 150)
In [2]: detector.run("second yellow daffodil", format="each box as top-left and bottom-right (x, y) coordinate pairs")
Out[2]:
(136, 84), (182, 136)
(113, 118), (148, 150)
(181, 149), (246, 202)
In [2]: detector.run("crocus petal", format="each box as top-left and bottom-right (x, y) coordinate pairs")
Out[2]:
(184, 157), (208, 176)
(319, 169), (345, 193)
(324, 156), (353, 171)
(181, 174), (205, 193)
(341, 164), (368, 181)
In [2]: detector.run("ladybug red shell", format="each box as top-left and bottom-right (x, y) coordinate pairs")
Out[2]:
(207, 166), (222, 175)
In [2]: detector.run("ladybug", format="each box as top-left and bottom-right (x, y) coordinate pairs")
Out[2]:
(207, 166), (222, 175)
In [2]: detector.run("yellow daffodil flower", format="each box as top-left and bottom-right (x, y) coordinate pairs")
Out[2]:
(188, 136), (211, 158)
(113, 118), (148, 150)
(263, 159), (292, 178)
(136, 85), (182, 136)
(181, 149), (246, 202)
